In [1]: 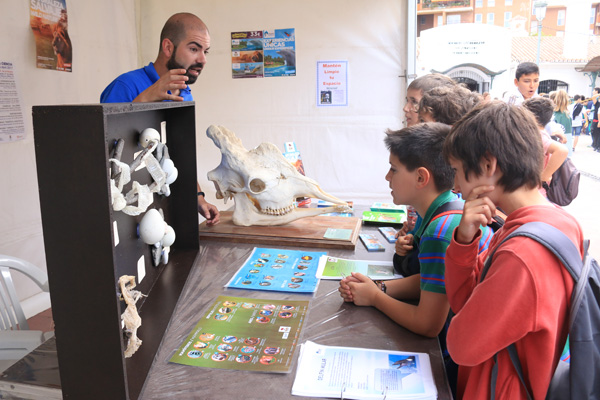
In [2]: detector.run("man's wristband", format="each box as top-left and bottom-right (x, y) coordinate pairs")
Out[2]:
(197, 191), (205, 197)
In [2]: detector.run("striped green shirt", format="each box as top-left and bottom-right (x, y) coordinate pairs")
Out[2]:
(414, 191), (494, 294)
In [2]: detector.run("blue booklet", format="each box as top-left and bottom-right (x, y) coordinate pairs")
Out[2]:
(359, 233), (385, 252)
(378, 227), (398, 243)
(225, 247), (326, 293)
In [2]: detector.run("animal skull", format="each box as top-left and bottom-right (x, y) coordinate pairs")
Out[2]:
(206, 125), (349, 226)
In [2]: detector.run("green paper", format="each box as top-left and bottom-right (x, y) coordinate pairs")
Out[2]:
(324, 228), (352, 240)
(169, 296), (309, 373)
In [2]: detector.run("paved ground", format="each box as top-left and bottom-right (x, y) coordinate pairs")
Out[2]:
(562, 133), (600, 258)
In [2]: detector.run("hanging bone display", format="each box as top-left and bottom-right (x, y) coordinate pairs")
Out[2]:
(138, 208), (176, 266)
(109, 128), (178, 215)
(206, 125), (350, 226)
(119, 275), (146, 358)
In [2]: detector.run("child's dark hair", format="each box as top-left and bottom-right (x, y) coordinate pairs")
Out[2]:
(407, 73), (456, 94)
(515, 62), (539, 80)
(443, 101), (542, 193)
(385, 123), (454, 192)
(419, 85), (482, 125)
(522, 97), (554, 127)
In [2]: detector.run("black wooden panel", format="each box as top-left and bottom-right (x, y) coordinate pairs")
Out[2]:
(33, 102), (199, 400)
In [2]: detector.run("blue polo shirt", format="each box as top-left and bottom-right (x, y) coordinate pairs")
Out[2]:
(100, 62), (192, 103)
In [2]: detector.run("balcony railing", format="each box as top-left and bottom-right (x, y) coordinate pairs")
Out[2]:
(418, 0), (472, 10)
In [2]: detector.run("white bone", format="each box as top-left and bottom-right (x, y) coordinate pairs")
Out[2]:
(119, 275), (145, 358)
(206, 125), (350, 226)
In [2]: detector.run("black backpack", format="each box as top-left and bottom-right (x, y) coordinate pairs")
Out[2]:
(484, 222), (600, 400)
(543, 158), (580, 206)
(572, 103), (583, 119)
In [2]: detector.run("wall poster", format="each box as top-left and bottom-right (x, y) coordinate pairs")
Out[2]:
(231, 29), (296, 79)
(0, 61), (26, 142)
(317, 61), (348, 107)
(30, 0), (72, 72)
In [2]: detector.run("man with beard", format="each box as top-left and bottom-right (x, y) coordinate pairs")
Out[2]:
(101, 12), (209, 103)
(101, 13), (220, 225)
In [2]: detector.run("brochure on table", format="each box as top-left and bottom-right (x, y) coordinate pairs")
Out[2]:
(362, 211), (407, 225)
(370, 202), (407, 213)
(170, 296), (309, 373)
(225, 247), (326, 293)
(316, 256), (401, 280)
(292, 341), (437, 400)
(379, 226), (398, 243)
(359, 233), (386, 252)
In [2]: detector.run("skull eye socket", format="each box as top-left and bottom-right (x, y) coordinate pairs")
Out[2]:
(249, 178), (266, 193)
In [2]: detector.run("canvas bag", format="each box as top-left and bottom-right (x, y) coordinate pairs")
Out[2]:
(543, 158), (580, 206)
(482, 222), (600, 400)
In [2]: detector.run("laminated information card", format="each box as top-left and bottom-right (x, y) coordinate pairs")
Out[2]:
(170, 296), (309, 373)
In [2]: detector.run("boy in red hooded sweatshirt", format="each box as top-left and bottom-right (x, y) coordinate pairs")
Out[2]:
(442, 101), (584, 399)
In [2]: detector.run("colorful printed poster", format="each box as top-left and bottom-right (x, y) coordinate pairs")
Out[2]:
(225, 247), (325, 293)
(317, 61), (348, 107)
(170, 296), (309, 373)
(316, 256), (400, 280)
(231, 30), (264, 79)
(231, 29), (295, 79)
(30, 0), (72, 72)
(292, 341), (437, 399)
(263, 29), (296, 77)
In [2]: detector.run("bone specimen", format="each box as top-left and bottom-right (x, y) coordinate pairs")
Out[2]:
(119, 275), (145, 358)
(139, 208), (176, 266)
(206, 125), (350, 226)
(108, 128), (177, 215)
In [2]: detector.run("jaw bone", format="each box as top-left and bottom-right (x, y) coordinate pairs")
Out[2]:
(206, 125), (349, 226)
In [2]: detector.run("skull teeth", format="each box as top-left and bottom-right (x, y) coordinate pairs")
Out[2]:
(261, 204), (295, 216)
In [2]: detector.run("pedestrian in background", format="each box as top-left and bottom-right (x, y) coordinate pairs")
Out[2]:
(591, 88), (600, 151)
(569, 94), (585, 152)
(553, 90), (573, 157)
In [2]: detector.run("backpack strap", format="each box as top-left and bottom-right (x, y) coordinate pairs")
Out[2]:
(482, 221), (587, 399)
(431, 199), (464, 216)
(490, 347), (533, 400)
(480, 221), (582, 283)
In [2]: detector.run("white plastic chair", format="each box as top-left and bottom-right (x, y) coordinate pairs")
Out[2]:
(0, 255), (51, 370)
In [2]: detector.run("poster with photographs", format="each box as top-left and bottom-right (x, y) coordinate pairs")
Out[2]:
(225, 247), (326, 293)
(169, 296), (309, 373)
(231, 29), (295, 79)
(30, 0), (72, 72)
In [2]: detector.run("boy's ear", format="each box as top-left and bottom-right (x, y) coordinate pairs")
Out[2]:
(415, 167), (431, 188)
(481, 154), (498, 177)
(514, 78), (519, 86)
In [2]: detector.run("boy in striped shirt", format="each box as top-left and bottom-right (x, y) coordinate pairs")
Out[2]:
(339, 122), (493, 394)
(339, 122), (493, 335)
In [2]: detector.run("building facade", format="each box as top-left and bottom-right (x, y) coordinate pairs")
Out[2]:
(418, 23), (600, 98)
(417, 0), (600, 37)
